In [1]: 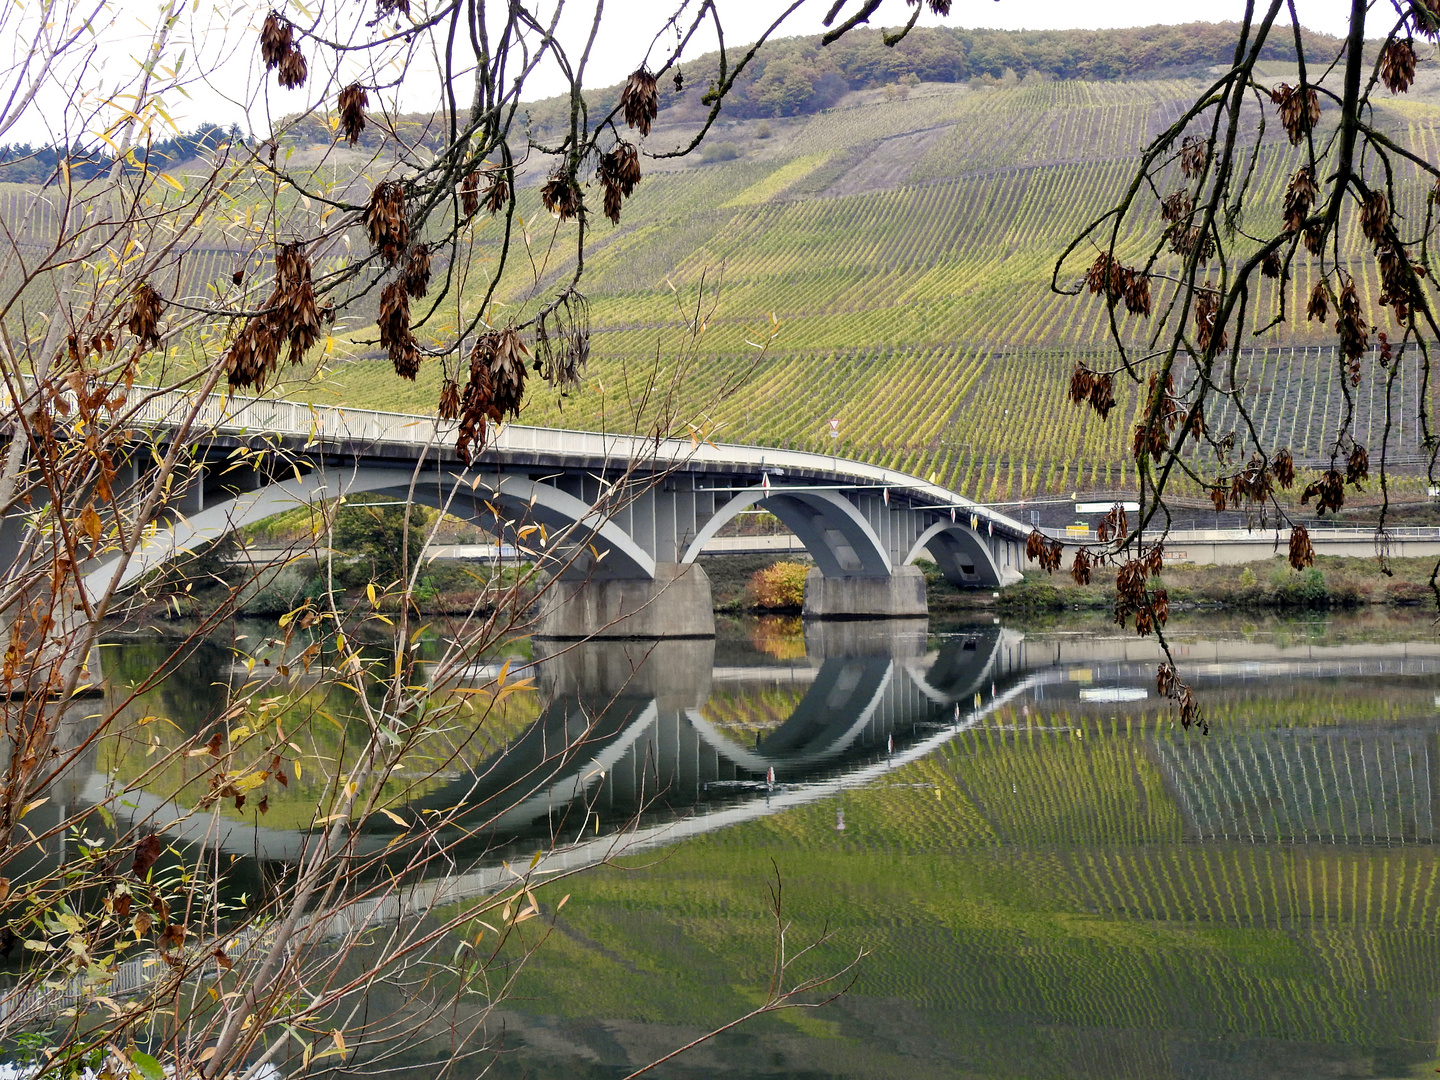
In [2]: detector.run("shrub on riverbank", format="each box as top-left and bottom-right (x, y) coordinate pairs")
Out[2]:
(746, 561), (810, 612)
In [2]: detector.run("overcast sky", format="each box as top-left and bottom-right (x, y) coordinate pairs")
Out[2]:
(8, 0), (1361, 146)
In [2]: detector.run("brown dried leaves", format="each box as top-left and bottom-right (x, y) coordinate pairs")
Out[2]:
(597, 140), (642, 225)
(1026, 529), (1064, 572)
(1083, 253), (1151, 315)
(365, 180), (409, 264)
(261, 11), (306, 89)
(621, 69), (659, 136)
(456, 327), (528, 461)
(126, 283), (164, 349)
(1270, 83), (1320, 144)
(338, 84), (368, 146)
(1068, 362), (1116, 420)
(226, 242), (320, 389)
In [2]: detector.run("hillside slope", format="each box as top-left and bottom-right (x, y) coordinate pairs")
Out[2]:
(307, 64), (1440, 503)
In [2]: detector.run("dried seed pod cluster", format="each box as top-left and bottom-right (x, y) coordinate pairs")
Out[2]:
(596, 140), (642, 225)
(1113, 545), (1166, 636)
(1168, 224), (1215, 262)
(456, 328), (528, 461)
(1287, 524), (1316, 571)
(260, 11), (307, 89)
(1193, 285), (1227, 352)
(1178, 135), (1207, 178)
(1159, 189), (1192, 224)
(1270, 83), (1320, 144)
(1282, 166), (1318, 233)
(1083, 253), (1151, 315)
(437, 378), (460, 421)
(1025, 529), (1064, 572)
(378, 280), (419, 379)
(620, 69), (659, 136)
(1067, 361), (1115, 420)
(1335, 278), (1368, 362)
(365, 181), (409, 264)
(226, 243), (321, 389)
(401, 244), (431, 299)
(1156, 663), (1204, 732)
(126, 283), (165, 349)
(1300, 468), (1347, 514)
(459, 167), (510, 218)
(541, 172), (582, 221)
(533, 292), (591, 387)
(1381, 38), (1418, 92)
(338, 84), (368, 146)
(460, 170), (480, 217)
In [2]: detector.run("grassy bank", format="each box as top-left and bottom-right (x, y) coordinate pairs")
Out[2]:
(925, 554), (1439, 615)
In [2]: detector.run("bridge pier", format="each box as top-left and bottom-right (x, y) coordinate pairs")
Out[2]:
(534, 563), (715, 639)
(800, 565), (927, 620)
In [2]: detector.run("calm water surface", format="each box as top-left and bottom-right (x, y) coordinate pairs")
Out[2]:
(93, 611), (1440, 1079)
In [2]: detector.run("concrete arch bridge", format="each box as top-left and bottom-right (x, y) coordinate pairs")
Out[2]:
(54, 389), (1028, 637)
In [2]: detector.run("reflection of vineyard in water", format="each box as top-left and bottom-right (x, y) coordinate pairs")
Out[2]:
(483, 628), (1440, 1080)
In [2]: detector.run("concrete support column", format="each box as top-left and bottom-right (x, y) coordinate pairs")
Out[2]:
(534, 562), (715, 639)
(801, 565), (927, 620)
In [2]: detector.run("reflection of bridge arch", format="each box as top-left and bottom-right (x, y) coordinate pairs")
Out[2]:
(903, 628), (1018, 704)
(80, 467), (655, 604)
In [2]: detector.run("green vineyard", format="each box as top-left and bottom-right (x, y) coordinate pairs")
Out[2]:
(10, 66), (1440, 502)
(283, 73), (1440, 501)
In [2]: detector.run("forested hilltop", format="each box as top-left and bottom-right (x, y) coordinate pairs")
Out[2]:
(271, 22), (1348, 149)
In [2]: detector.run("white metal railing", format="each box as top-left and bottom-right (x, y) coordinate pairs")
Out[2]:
(35, 381), (1032, 537)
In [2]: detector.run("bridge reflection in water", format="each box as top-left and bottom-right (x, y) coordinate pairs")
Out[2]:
(389, 621), (1028, 858)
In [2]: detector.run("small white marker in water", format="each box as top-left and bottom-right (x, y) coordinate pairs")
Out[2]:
(766, 766), (775, 791)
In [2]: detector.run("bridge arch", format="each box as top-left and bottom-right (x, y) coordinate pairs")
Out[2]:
(80, 466), (656, 606)
(904, 521), (1005, 588)
(679, 486), (891, 577)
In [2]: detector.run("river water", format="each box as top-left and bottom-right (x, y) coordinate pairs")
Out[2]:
(76, 611), (1440, 1079)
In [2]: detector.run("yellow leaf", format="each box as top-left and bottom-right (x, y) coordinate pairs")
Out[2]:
(376, 808), (406, 826)
(79, 505), (103, 543)
(20, 798), (48, 818)
(157, 172), (184, 193)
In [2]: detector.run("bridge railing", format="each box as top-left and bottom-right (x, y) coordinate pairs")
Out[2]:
(12, 378), (1030, 537)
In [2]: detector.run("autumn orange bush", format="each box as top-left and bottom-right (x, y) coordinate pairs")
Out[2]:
(746, 561), (810, 611)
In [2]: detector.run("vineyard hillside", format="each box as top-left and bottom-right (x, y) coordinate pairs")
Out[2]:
(14, 35), (1439, 505)
(321, 65), (1440, 504)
